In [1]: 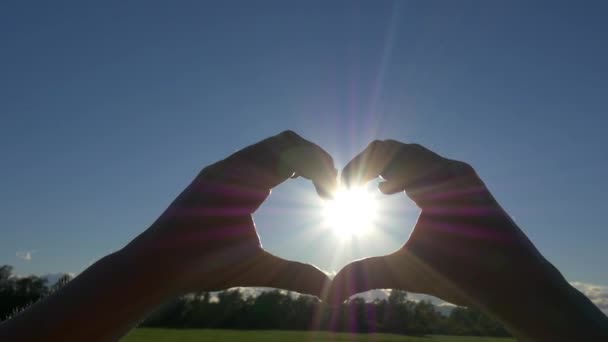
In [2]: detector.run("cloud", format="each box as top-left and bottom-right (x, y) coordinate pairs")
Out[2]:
(571, 281), (608, 315)
(204, 287), (303, 303)
(349, 289), (391, 302)
(16, 250), (35, 261)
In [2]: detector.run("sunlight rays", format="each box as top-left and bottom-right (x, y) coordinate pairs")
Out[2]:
(321, 186), (378, 238)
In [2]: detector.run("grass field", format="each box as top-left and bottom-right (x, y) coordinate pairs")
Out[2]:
(123, 328), (516, 342)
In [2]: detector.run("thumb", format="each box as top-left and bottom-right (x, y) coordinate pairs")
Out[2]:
(326, 251), (429, 305)
(378, 179), (405, 195)
(232, 251), (331, 298)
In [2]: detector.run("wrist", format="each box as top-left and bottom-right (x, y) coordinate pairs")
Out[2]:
(113, 246), (184, 300)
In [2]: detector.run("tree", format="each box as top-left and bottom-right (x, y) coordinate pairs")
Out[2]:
(0, 265), (12, 286)
(384, 290), (411, 333)
(50, 274), (72, 293)
(388, 290), (408, 304)
(0, 266), (48, 321)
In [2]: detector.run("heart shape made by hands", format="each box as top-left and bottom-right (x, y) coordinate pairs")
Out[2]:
(243, 136), (488, 307)
(139, 131), (538, 315)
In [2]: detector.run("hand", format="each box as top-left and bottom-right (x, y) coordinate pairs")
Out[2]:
(123, 131), (336, 297)
(327, 140), (558, 324)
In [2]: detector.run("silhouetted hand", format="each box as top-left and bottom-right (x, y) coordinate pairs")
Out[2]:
(326, 140), (590, 339)
(125, 130), (336, 297)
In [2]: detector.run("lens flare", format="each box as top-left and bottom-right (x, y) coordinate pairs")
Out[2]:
(322, 186), (378, 238)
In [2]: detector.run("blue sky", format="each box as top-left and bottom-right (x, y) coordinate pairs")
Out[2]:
(1, 0), (607, 293)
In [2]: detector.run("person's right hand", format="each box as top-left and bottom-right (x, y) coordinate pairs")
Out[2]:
(327, 140), (566, 335)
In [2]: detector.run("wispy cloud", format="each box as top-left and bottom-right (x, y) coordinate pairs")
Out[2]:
(16, 250), (36, 261)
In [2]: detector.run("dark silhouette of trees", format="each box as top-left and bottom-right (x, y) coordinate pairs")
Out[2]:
(0, 264), (509, 337)
(0, 265), (49, 320)
(141, 287), (510, 337)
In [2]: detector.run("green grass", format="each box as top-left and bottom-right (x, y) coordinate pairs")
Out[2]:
(123, 328), (515, 342)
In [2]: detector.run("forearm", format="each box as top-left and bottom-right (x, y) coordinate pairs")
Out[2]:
(489, 263), (608, 341)
(465, 192), (608, 340)
(0, 249), (174, 342)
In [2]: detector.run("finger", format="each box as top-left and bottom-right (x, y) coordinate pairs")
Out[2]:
(277, 135), (338, 198)
(214, 130), (337, 198)
(343, 140), (443, 186)
(233, 251), (331, 298)
(341, 140), (401, 187)
(378, 179), (404, 195)
(380, 140), (447, 189)
(343, 140), (462, 204)
(326, 251), (430, 305)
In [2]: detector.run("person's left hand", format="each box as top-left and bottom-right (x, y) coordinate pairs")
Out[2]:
(122, 131), (336, 298)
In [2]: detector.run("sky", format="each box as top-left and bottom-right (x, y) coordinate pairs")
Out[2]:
(1, 0), (607, 303)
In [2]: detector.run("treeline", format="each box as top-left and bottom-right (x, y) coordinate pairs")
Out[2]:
(0, 264), (509, 337)
(0, 265), (71, 321)
(144, 288), (509, 336)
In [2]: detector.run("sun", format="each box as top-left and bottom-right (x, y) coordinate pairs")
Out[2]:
(322, 186), (379, 238)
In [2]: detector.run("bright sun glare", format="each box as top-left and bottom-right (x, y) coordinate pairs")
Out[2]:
(322, 186), (378, 238)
